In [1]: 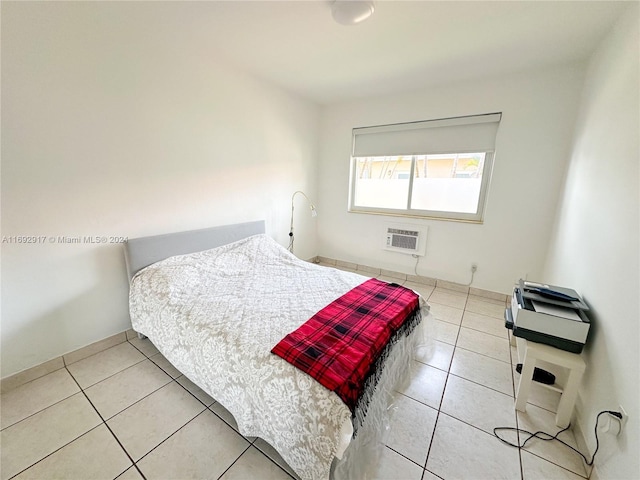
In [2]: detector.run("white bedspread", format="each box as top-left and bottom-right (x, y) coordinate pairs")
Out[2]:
(129, 234), (420, 480)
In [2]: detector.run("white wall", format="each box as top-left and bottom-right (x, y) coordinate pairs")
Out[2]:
(317, 65), (585, 293)
(543, 5), (639, 479)
(1, 2), (320, 378)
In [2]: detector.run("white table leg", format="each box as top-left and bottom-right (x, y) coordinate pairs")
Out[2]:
(555, 366), (584, 428)
(515, 350), (537, 412)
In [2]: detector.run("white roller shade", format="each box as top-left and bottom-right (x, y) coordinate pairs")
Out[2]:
(353, 113), (502, 157)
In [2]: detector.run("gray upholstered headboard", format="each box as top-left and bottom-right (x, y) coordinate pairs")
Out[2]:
(123, 220), (266, 280)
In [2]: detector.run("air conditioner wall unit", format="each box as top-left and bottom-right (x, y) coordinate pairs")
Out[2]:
(383, 224), (427, 256)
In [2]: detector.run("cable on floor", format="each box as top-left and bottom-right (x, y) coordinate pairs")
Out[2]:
(493, 410), (623, 466)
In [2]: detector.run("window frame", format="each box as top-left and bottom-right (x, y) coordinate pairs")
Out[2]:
(348, 150), (495, 223)
(347, 113), (500, 223)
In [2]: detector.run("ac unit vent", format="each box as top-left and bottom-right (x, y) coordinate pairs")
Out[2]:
(388, 229), (418, 250)
(384, 226), (426, 256)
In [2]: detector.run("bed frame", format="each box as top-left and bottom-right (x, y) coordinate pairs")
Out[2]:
(123, 220), (266, 280)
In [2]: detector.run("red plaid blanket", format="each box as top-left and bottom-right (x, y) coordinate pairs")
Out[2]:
(271, 278), (420, 412)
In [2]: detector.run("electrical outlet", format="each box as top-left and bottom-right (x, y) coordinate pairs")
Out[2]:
(618, 405), (628, 433)
(471, 263), (478, 273)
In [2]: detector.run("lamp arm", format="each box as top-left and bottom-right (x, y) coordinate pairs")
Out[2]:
(289, 190), (317, 253)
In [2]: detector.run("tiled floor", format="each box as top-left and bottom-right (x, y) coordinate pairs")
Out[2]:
(1, 274), (590, 480)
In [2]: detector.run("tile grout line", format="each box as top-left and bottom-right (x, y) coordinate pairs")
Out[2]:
(214, 444), (254, 480)
(384, 444), (426, 470)
(67, 355), (149, 391)
(64, 364), (148, 480)
(0, 390), (79, 432)
(61, 335), (129, 370)
(5, 424), (105, 480)
(421, 290), (466, 473)
(131, 406), (209, 466)
(444, 372), (515, 399)
(453, 343), (513, 365)
(459, 324), (512, 340)
(251, 441), (302, 480)
(217, 443), (298, 480)
(118, 373), (265, 476)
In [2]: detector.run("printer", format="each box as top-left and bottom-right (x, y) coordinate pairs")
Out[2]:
(505, 279), (590, 353)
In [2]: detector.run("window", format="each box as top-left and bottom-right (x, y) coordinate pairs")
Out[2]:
(348, 113), (501, 222)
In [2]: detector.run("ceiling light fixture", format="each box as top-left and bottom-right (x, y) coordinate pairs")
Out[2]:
(331, 0), (375, 26)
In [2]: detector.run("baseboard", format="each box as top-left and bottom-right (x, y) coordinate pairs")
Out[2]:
(317, 256), (508, 302)
(1, 330), (130, 394)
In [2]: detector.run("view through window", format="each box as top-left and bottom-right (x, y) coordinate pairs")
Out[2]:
(353, 152), (489, 215)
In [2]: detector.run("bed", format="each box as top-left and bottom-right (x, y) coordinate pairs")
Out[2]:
(125, 221), (429, 480)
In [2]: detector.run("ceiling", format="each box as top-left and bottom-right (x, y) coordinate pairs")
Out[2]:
(52, 1), (634, 104)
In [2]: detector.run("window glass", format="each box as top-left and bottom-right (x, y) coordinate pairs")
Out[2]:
(350, 151), (494, 222)
(410, 153), (486, 213)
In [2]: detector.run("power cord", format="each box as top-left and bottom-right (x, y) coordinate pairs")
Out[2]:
(288, 231), (295, 252)
(412, 254), (420, 276)
(493, 410), (623, 466)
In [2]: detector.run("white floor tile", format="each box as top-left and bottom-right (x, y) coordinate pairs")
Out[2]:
(62, 333), (127, 366)
(386, 394), (437, 466)
(427, 303), (463, 325)
(176, 375), (216, 407)
(426, 413), (521, 480)
(431, 319), (460, 345)
(450, 348), (514, 396)
(107, 382), (205, 461)
(85, 359), (172, 419)
(13, 425), (132, 480)
(0, 368), (80, 430)
(209, 401), (256, 441)
(149, 352), (183, 378)
(414, 339), (454, 372)
(421, 470), (441, 480)
(128, 336), (160, 357)
(116, 467), (145, 480)
(440, 374), (517, 435)
(521, 450), (588, 479)
(137, 410), (249, 479)
(456, 327), (511, 363)
(461, 310), (509, 338)
(465, 297), (506, 318)
(372, 446), (423, 480)
(66, 342), (145, 389)
(405, 282), (435, 299)
(0, 393), (102, 480)
(253, 438), (301, 479)
(428, 289), (467, 309)
(220, 446), (294, 480)
(398, 361), (448, 409)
